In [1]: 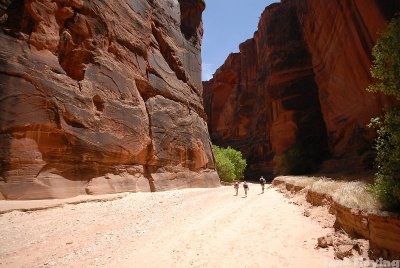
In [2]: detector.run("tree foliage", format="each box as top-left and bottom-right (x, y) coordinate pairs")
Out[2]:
(367, 16), (400, 211)
(369, 109), (400, 210)
(367, 16), (400, 98)
(213, 145), (246, 182)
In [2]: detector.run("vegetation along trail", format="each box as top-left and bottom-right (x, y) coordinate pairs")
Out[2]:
(1, 184), (340, 268)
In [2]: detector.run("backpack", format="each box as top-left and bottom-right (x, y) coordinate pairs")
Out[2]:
(244, 183), (249, 189)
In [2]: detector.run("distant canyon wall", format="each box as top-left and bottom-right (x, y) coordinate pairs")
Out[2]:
(203, 0), (399, 178)
(0, 0), (219, 200)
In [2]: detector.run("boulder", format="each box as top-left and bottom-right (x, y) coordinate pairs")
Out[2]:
(317, 235), (333, 248)
(335, 244), (355, 260)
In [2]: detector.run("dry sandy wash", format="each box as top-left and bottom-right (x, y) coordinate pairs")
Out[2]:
(1, 184), (351, 267)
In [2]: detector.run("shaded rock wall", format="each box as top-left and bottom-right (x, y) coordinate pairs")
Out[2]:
(203, 0), (399, 178)
(204, 1), (328, 178)
(294, 0), (397, 171)
(0, 0), (219, 200)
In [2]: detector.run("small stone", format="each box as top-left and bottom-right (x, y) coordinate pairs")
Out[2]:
(0, 14), (8, 24)
(317, 235), (333, 248)
(303, 210), (311, 217)
(335, 244), (354, 260)
(326, 236), (333, 246)
(317, 237), (328, 248)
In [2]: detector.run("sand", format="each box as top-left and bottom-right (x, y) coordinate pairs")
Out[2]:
(0, 184), (347, 268)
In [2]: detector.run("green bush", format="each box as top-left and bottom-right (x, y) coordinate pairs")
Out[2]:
(369, 109), (400, 210)
(221, 147), (247, 180)
(367, 16), (400, 98)
(214, 150), (235, 182)
(213, 145), (246, 182)
(367, 16), (400, 211)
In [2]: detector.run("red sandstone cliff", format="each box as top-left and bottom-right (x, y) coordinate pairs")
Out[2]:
(204, 1), (328, 178)
(0, 0), (219, 200)
(294, 0), (398, 170)
(203, 0), (399, 178)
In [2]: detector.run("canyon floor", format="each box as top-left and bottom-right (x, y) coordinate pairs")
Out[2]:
(0, 184), (354, 268)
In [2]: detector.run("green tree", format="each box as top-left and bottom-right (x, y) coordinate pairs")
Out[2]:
(213, 145), (246, 182)
(367, 16), (400, 211)
(222, 147), (247, 180)
(368, 16), (400, 98)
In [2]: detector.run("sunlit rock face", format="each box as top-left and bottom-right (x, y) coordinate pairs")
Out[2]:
(203, 0), (399, 178)
(0, 0), (219, 200)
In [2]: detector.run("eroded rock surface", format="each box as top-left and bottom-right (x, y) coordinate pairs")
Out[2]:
(204, 1), (328, 178)
(294, 0), (397, 170)
(204, 0), (399, 177)
(0, 0), (219, 199)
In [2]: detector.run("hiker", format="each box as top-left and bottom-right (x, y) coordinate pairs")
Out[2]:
(259, 176), (266, 193)
(243, 181), (249, 197)
(234, 181), (239, 196)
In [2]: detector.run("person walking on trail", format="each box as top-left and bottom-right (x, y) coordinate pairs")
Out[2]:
(259, 176), (266, 193)
(243, 181), (249, 197)
(234, 181), (239, 196)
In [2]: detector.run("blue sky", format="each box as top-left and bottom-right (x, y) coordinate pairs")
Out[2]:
(201, 0), (279, 81)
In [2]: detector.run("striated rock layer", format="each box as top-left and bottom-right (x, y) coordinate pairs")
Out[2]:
(0, 0), (219, 200)
(204, 0), (399, 178)
(204, 1), (328, 178)
(294, 0), (397, 171)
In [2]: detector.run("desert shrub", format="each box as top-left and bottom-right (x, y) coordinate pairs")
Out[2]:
(369, 109), (400, 210)
(213, 145), (246, 182)
(273, 154), (287, 176)
(276, 176), (318, 189)
(367, 16), (400, 98)
(333, 181), (382, 212)
(273, 142), (324, 176)
(367, 16), (400, 211)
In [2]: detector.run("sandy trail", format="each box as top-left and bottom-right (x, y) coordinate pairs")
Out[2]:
(0, 184), (339, 268)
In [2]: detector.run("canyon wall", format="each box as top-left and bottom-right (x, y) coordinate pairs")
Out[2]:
(0, 0), (219, 200)
(294, 0), (398, 171)
(204, 0), (399, 178)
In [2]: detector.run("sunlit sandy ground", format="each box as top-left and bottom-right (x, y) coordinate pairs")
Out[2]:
(0, 184), (356, 268)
